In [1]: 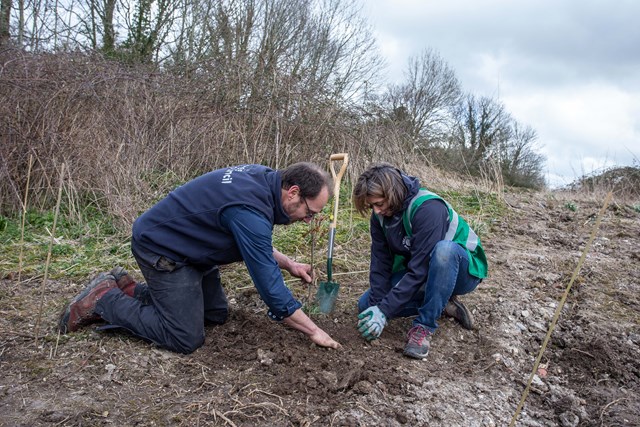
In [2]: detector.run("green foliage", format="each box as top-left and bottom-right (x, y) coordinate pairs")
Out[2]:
(0, 209), (130, 280)
(633, 204), (640, 213)
(0, 215), (13, 235)
(273, 211), (333, 261)
(302, 302), (322, 316)
(564, 202), (577, 212)
(437, 190), (500, 215)
(1, 179), (506, 289)
(272, 220), (318, 260)
(437, 190), (504, 233)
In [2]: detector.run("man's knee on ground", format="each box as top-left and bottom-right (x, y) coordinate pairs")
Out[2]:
(205, 308), (228, 326)
(166, 330), (205, 354)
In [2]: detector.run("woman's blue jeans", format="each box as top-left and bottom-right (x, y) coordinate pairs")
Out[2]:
(358, 240), (481, 332)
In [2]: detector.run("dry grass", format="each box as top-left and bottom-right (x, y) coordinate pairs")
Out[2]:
(1, 50), (431, 231)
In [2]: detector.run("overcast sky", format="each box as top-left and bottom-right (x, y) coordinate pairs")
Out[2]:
(363, 0), (640, 187)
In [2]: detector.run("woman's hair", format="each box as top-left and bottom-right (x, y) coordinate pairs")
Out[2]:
(281, 162), (333, 199)
(353, 163), (407, 216)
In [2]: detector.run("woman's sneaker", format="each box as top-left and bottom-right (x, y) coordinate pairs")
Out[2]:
(403, 325), (432, 360)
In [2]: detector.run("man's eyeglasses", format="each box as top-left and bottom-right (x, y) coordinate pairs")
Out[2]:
(301, 196), (317, 220)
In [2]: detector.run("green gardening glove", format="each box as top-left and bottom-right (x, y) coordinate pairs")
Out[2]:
(357, 306), (387, 341)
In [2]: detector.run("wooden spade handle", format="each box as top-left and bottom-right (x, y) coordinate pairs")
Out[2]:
(329, 153), (349, 228)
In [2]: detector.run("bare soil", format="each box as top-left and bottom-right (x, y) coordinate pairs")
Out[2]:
(1, 191), (639, 426)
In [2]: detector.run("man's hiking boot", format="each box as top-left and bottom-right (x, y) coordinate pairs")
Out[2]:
(110, 266), (137, 297)
(444, 295), (475, 330)
(403, 325), (432, 360)
(58, 273), (117, 334)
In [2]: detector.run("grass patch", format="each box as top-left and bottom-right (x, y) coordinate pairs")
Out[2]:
(437, 189), (505, 236)
(0, 209), (131, 280)
(437, 189), (504, 217)
(2, 183), (506, 285)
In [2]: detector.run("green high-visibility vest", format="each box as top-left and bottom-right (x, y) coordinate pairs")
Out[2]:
(377, 188), (488, 278)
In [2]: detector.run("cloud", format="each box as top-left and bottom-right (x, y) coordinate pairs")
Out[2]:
(364, 0), (640, 185)
(370, 0), (640, 87)
(505, 83), (640, 186)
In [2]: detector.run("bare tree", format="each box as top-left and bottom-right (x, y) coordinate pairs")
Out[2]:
(120, 0), (181, 62)
(160, 0), (381, 166)
(446, 95), (546, 187)
(166, 0), (380, 100)
(48, 0), (118, 51)
(384, 48), (462, 143)
(17, 0), (22, 43)
(102, 0), (117, 52)
(0, 0), (10, 44)
(499, 122), (546, 188)
(450, 94), (512, 172)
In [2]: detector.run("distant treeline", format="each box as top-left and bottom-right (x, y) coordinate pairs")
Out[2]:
(0, 0), (546, 222)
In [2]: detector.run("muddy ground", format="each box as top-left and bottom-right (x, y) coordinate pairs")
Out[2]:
(1, 190), (639, 426)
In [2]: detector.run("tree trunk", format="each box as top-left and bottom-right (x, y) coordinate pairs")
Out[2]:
(0, 0), (11, 45)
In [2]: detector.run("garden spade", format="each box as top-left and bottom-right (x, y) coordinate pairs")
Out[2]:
(316, 153), (349, 314)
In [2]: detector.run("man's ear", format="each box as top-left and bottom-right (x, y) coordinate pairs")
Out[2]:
(287, 185), (300, 199)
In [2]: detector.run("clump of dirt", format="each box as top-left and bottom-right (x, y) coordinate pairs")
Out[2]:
(1, 191), (639, 426)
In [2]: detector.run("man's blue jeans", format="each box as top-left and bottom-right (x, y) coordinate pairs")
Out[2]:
(96, 241), (228, 354)
(358, 240), (481, 332)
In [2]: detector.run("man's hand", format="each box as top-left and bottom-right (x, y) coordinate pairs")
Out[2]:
(287, 261), (313, 283)
(309, 328), (341, 349)
(357, 306), (387, 341)
(272, 249), (313, 283)
(283, 308), (341, 349)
